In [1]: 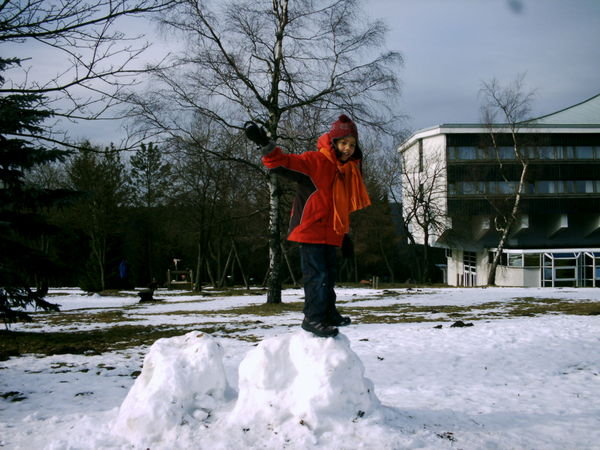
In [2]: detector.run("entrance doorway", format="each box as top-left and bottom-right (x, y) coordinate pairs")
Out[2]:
(463, 251), (477, 286)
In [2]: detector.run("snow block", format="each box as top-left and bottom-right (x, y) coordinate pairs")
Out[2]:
(228, 330), (380, 434)
(112, 331), (232, 445)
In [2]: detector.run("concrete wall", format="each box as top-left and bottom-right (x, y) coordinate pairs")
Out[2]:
(447, 249), (541, 287)
(401, 134), (449, 246)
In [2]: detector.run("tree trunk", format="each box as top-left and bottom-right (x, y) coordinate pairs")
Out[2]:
(90, 228), (106, 291)
(218, 246), (234, 288)
(281, 242), (299, 287)
(231, 240), (249, 289)
(422, 230), (430, 283)
(487, 163), (528, 285)
(379, 239), (395, 283)
(405, 232), (422, 283)
(266, 173), (283, 303)
(194, 241), (203, 291)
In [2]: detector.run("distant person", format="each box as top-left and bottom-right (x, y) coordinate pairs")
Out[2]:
(244, 115), (371, 337)
(118, 259), (130, 289)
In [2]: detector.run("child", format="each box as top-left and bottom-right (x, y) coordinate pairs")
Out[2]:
(244, 115), (371, 337)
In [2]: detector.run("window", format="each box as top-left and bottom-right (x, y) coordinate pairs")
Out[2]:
(575, 181), (589, 194)
(508, 254), (523, 267)
(575, 146), (594, 159)
(535, 181), (555, 194)
(526, 147), (538, 159)
(476, 147), (493, 159)
(539, 147), (556, 159)
(498, 146), (515, 160)
(457, 146), (476, 160)
(542, 252), (579, 287)
(418, 139), (424, 172)
(555, 146), (576, 159)
(460, 182), (485, 195)
(525, 183), (535, 194)
(464, 251), (477, 266)
(558, 181), (576, 193)
(498, 182), (518, 194)
(463, 251), (477, 286)
(524, 254), (540, 267)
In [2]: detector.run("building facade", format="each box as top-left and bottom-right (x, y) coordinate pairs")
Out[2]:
(399, 94), (600, 287)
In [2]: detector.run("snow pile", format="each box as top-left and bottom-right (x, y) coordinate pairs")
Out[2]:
(113, 330), (388, 449)
(229, 331), (380, 435)
(113, 331), (233, 446)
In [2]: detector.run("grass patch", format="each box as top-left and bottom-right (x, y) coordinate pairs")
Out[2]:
(197, 288), (268, 297)
(139, 302), (304, 317)
(39, 309), (142, 327)
(340, 298), (600, 324)
(506, 298), (600, 317)
(354, 313), (430, 324)
(0, 324), (244, 359)
(0, 391), (27, 402)
(208, 302), (305, 316)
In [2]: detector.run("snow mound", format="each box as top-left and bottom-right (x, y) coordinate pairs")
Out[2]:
(112, 331), (232, 446)
(113, 330), (388, 448)
(228, 330), (380, 435)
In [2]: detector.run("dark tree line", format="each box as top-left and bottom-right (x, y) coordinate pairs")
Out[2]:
(19, 138), (413, 293)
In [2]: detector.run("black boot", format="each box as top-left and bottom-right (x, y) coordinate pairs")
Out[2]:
(301, 318), (339, 338)
(330, 315), (351, 327)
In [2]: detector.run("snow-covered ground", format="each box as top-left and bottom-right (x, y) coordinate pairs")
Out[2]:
(1, 286), (599, 449)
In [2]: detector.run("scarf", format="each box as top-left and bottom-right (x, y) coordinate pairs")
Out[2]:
(317, 133), (371, 235)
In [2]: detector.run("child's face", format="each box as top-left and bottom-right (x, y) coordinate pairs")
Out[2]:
(335, 136), (356, 162)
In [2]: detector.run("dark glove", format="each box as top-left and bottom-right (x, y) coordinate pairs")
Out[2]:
(341, 234), (354, 259)
(244, 121), (270, 147)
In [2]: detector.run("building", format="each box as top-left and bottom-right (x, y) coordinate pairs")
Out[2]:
(398, 94), (600, 287)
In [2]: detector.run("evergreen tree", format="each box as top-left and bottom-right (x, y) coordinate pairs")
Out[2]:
(66, 144), (129, 291)
(0, 58), (68, 325)
(129, 143), (172, 208)
(127, 142), (172, 285)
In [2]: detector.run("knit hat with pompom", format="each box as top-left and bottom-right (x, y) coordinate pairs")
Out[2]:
(329, 114), (358, 141)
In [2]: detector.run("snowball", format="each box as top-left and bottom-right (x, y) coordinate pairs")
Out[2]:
(228, 330), (380, 435)
(112, 331), (232, 445)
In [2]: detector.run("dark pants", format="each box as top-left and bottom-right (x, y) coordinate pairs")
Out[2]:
(299, 243), (342, 324)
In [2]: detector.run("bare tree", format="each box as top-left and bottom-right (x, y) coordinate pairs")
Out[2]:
(127, 0), (403, 303)
(479, 74), (535, 285)
(0, 0), (180, 148)
(398, 149), (447, 282)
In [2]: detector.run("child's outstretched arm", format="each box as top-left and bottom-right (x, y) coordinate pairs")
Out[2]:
(243, 121), (316, 175)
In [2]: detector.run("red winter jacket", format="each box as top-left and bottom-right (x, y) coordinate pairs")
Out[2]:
(262, 133), (366, 247)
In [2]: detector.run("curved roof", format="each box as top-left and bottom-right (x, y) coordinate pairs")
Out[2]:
(398, 92), (600, 152)
(531, 93), (600, 125)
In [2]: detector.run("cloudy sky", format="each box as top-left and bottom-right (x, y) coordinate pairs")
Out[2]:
(8, 0), (599, 143)
(369, 0), (600, 131)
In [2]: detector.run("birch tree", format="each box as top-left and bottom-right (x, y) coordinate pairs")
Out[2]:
(479, 75), (535, 285)
(128, 0), (402, 303)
